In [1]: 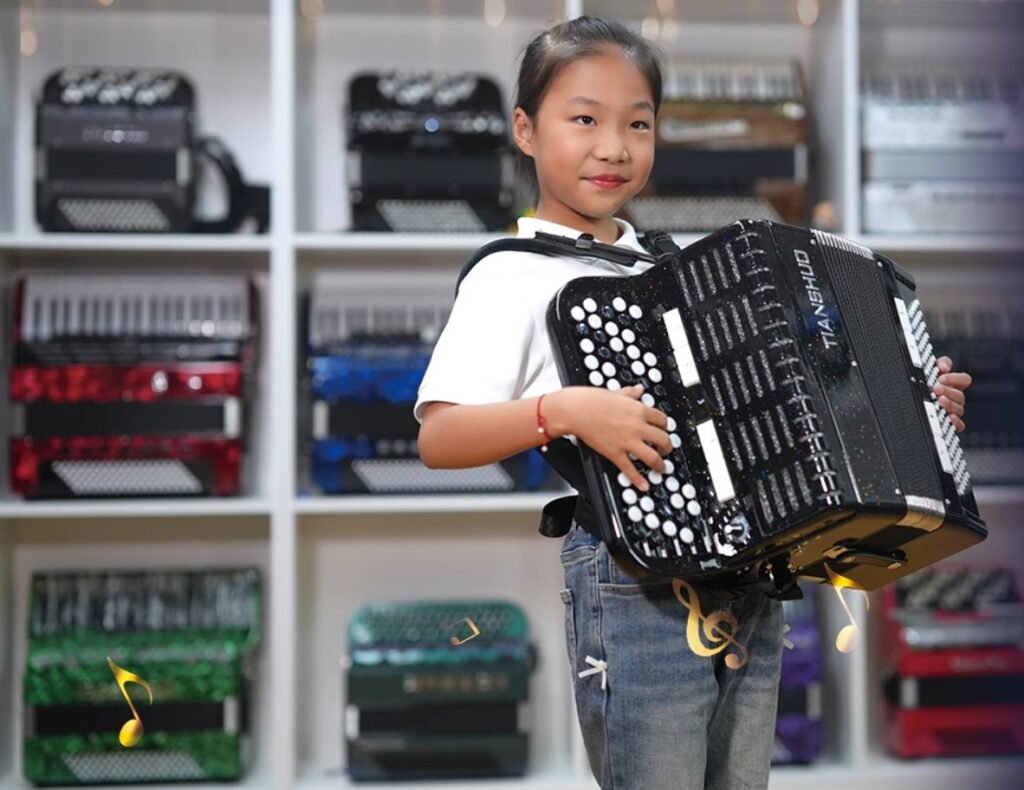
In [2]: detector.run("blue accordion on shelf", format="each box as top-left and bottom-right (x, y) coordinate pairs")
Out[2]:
(306, 272), (558, 495)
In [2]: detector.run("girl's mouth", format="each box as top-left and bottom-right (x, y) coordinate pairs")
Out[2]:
(586, 175), (628, 190)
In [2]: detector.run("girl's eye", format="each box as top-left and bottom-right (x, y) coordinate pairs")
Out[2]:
(631, 120), (651, 130)
(573, 115), (596, 125)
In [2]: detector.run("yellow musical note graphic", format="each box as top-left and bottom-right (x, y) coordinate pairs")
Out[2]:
(672, 578), (749, 670)
(825, 565), (869, 653)
(107, 657), (154, 748)
(442, 616), (480, 646)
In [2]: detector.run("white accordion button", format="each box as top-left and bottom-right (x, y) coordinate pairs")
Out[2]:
(640, 496), (654, 512)
(617, 472), (631, 487)
(641, 393), (655, 407)
(682, 483), (697, 499)
(610, 337), (625, 352)
(622, 328), (636, 343)
(628, 506), (642, 522)
(605, 322), (619, 336)
(622, 488), (638, 505)
(601, 362), (616, 376)
(629, 304), (643, 319)
(631, 360), (645, 376)
(607, 379), (621, 391)
(648, 470), (663, 485)
(643, 352), (657, 366)
(665, 476), (680, 492)
(588, 314), (602, 329)
(669, 433), (682, 449)
(571, 306), (586, 322)
(666, 417), (677, 432)
(613, 297), (627, 312)
(580, 338), (595, 353)
(670, 493), (685, 510)
(680, 526), (695, 543)
(627, 345), (641, 360)
(649, 368), (663, 383)
(584, 355), (599, 370)
(589, 371), (604, 386)
(662, 520), (678, 537)
(583, 298), (598, 313)
(686, 500), (702, 516)
(664, 459), (675, 474)
(645, 513), (660, 529)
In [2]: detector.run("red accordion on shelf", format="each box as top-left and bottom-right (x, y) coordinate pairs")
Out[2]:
(9, 273), (258, 498)
(881, 566), (1024, 758)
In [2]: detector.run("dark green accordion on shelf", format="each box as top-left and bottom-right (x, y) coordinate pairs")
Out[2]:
(344, 600), (535, 781)
(23, 568), (262, 786)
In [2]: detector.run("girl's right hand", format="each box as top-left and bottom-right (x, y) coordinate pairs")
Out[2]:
(553, 384), (672, 491)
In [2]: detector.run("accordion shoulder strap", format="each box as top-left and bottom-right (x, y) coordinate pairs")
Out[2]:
(454, 229), (664, 297)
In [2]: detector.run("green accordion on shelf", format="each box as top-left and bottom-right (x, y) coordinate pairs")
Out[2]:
(23, 568), (262, 786)
(345, 599), (536, 781)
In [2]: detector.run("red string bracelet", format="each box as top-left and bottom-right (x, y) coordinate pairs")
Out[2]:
(536, 394), (552, 453)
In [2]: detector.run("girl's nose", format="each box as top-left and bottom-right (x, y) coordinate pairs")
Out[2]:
(594, 131), (629, 163)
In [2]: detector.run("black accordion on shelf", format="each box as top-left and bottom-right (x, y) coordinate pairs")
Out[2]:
(35, 67), (268, 233)
(547, 220), (986, 591)
(343, 600), (535, 780)
(345, 71), (514, 233)
(10, 273), (258, 498)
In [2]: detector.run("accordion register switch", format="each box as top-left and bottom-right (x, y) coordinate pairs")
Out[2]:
(343, 600), (535, 780)
(305, 271), (559, 495)
(10, 273), (259, 499)
(23, 568), (262, 786)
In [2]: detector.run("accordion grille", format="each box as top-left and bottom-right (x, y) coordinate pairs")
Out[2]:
(815, 241), (943, 502)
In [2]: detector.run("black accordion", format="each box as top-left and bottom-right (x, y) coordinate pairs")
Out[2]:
(36, 67), (268, 233)
(345, 71), (514, 233)
(547, 220), (986, 591)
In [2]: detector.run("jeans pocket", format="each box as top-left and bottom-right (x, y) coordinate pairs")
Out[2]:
(598, 541), (672, 594)
(559, 587), (577, 668)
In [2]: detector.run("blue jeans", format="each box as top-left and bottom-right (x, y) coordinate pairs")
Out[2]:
(559, 520), (784, 790)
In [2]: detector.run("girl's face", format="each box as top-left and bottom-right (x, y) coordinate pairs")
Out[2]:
(513, 48), (656, 238)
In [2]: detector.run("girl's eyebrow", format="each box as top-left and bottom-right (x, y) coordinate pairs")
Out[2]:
(567, 95), (656, 113)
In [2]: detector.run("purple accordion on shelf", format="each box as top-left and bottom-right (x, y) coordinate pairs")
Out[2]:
(773, 587), (824, 765)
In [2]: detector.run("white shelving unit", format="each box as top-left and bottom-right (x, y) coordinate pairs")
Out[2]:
(1, 1), (1022, 789)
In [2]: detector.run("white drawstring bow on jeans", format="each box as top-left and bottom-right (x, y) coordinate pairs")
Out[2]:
(578, 655), (608, 690)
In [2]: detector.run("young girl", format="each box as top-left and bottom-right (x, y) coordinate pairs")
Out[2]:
(415, 17), (971, 790)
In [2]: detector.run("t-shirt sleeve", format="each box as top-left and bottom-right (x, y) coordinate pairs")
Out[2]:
(414, 260), (537, 423)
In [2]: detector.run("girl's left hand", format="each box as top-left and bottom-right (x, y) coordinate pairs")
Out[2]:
(934, 356), (972, 433)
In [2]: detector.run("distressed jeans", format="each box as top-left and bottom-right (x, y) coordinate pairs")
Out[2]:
(559, 520), (784, 790)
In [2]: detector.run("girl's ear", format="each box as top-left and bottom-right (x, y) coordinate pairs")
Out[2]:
(512, 107), (535, 158)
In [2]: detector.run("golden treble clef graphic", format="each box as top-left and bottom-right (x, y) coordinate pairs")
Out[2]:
(672, 578), (749, 670)
(107, 656), (154, 748)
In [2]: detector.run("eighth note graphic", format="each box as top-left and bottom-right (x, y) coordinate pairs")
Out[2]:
(107, 656), (154, 748)
(443, 616), (480, 646)
(825, 565), (870, 653)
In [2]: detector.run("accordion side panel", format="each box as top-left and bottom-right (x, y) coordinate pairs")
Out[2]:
(810, 238), (943, 505)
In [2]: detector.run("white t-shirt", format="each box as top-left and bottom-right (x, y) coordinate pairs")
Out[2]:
(413, 215), (656, 423)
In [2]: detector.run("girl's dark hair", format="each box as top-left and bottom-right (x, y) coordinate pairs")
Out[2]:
(513, 16), (663, 187)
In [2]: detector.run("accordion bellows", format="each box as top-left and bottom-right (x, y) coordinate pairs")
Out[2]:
(547, 219), (986, 590)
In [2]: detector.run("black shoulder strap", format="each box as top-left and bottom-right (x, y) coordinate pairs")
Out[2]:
(638, 229), (682, 262)
(454, 230), (656, 297)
